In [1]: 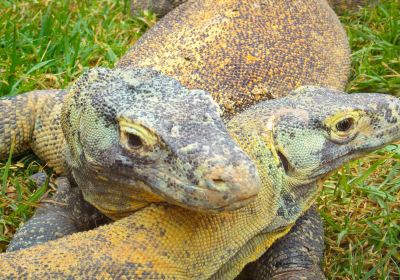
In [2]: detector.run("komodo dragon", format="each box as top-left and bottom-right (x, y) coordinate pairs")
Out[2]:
(1, 84), (400, 279)
(0, 1), (388, 278)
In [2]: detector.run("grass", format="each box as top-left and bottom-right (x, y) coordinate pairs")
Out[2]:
(319, 2), (400, 279)
(320, 149), (400, 279)
(0, 0), (399, 279)
(0, 0), (156, 97)
(343, 1), (400, 96)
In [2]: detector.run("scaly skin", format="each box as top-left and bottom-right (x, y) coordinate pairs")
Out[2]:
(0, 90), (67, 174)
(6, 176), (325, 279)
(6, 176), (323, 279)
(126, 1), (373, 278)
(0, 70), (261, 215)
(61, 68), (261, 217)
(1, 0), (351, 171)
(1, 0), (380, 277)
(237, 206), (325, 280)
(1, 87), (400, 279)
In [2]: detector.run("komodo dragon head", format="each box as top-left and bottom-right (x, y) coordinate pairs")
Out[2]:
(227, 86), (400, 225)
(271, 86), (400, 182)
(60, 67), (261, 219)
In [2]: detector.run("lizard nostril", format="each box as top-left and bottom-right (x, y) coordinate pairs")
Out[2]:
(204, 178), (226, 190)
(212, 178), (225, 184)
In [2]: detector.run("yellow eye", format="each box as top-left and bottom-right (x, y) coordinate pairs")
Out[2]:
(335, 117), (354, 132)
(118, 118), (159, 152)
(324, 111), (363, 143)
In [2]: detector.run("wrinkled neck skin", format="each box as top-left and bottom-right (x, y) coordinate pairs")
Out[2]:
(214, 87), (400, 278)
(67, 159), (164, 219)
(60, 69), (325, 221)
(227, 108), (320, 231)
(203, 108), (323, 279)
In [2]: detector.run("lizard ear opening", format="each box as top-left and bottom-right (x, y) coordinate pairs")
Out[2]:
(277, 150), (290, 174)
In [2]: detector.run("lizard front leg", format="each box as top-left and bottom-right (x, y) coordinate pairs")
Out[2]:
(6, 176), (109, 252)
(0, 89), (67, 174)
(237, 206), (325, 280)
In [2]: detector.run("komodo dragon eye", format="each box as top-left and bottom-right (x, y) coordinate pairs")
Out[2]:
(335, 118), (354, 132)
(126, 133), (144, 149)
(325, 111), (362, 143)
(118, 118), (159, 152)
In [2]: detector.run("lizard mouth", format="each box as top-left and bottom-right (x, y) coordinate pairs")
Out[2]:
(84, 165), (259, 217)
(147, 173), (259, 212)
(313, 124), (400, 178)
(310, 142), (392, 181)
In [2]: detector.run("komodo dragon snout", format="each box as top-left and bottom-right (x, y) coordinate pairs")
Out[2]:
(60, 67), (261, 219)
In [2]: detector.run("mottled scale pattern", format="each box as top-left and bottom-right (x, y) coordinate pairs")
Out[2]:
(0, 0), (351, 175)
(60, 68), (261, 217)
(0, 0), (378, 278)
(120, 0), (350, 117)
(0, 89), (325, 280)
(0, 94), (36, 158)
(237, 206), (325, 279)
(0, 90), (67, 174)
(1, 86), (400, 278)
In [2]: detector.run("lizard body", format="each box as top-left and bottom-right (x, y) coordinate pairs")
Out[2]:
(0, 90), (66, 174)
(121, 0), (350, 117)
(0, 75), (260, 214)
